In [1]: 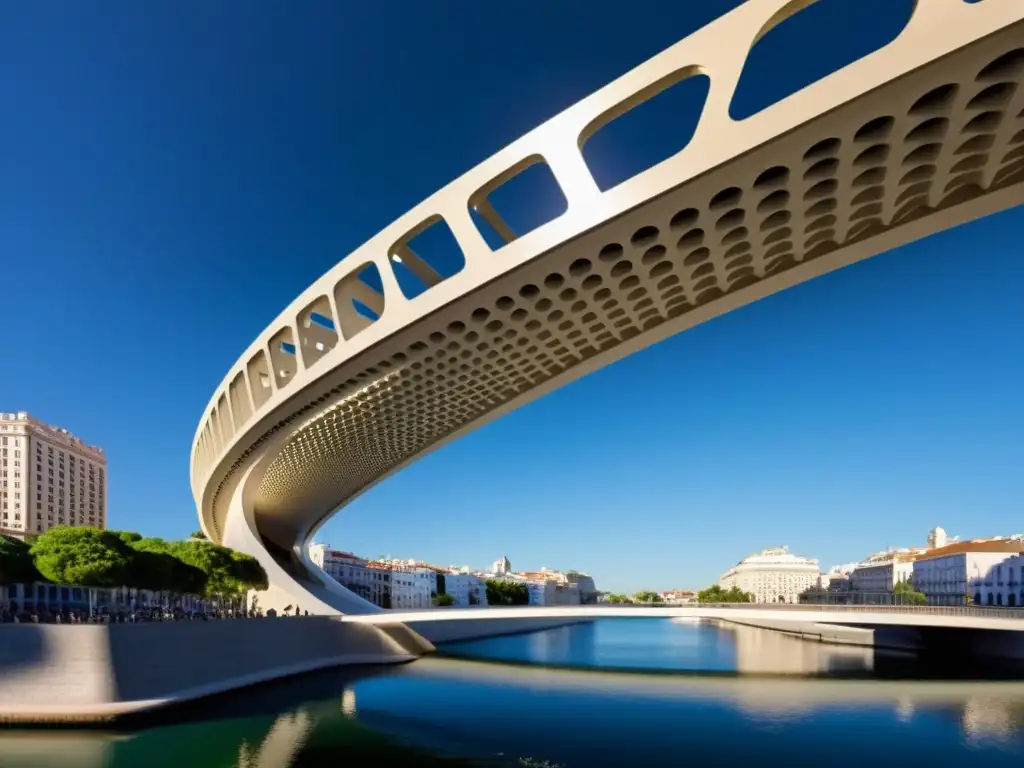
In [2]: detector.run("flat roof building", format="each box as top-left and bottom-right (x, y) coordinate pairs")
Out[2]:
(0, 412), (107, 539)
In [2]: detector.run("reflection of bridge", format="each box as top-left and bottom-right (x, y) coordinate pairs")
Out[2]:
(190, 1), (1024, 616)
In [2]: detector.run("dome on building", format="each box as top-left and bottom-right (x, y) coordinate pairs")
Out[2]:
(717, 546), (820, 604)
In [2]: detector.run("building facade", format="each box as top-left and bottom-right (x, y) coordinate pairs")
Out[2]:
(309, 545), (491, 609)
(717, 546), (820, 604)
(0, 411), (107, 539)
(849, 556), (915, 597)
(912, 539), (1024, 606)
(308, 545), (393, 607)
(441, 572), (487, 606)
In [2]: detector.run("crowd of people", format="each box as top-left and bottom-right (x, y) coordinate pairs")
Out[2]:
(0, 602), (314, 624)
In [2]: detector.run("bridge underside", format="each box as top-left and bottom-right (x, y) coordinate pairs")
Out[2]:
(195, 8), (1024, 616)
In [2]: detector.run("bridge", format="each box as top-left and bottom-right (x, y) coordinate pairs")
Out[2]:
(346, 604), (1024, 633)
(190, 0), (1024, 617)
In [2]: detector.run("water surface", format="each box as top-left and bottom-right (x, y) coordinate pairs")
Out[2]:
(4, 619), (1024, 767)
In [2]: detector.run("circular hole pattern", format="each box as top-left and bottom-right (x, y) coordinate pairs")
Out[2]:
(569, 258), (592, 277)
(804, 137), (841, 161)
(909, 83), (958, 115)
(709, 187), (742, 209)
(631, 226), (659, 247)
(854, 116), (894, 142)
(754, 165), (789, 189)
(669, 208), (699, 230)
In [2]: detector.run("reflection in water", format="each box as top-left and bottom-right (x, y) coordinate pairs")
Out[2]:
(963, 697), (1019, 745)
(440, 617), (879, 677)
(5, 621), (1024, 766)
(237, 709), (312, 768)
(719, 620), (874, 676)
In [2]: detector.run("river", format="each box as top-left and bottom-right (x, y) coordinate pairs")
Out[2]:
(4, 619), (1024, 767)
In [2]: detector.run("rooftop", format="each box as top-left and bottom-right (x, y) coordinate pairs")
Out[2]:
(0, 411), (106, 456)
(915, 537), (1024, 561)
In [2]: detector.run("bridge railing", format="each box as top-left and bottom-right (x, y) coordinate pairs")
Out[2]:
(589, 602), (1024, 621)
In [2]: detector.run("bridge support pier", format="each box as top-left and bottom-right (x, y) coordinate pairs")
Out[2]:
(224, 456), (383, 617)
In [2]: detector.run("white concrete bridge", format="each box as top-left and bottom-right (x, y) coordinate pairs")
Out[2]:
(190, 0), (1024, 616)
(346, 604), (1024, 633)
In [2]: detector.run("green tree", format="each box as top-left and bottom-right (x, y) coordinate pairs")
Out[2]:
(167, 538), (267, 610)
(605, 593), (630, 604)
(893, 580), (928, 606)
(485, 579), (530, 606)
(433, 593), (455, 607)
(0, 534), (42, 585)
(130, 537), (207, 596)
(29, 527), (131, 588)
(189, 531), (207, 540)
(697, 584), (754, 603)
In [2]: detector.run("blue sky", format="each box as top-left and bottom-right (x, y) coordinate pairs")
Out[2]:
(2, 1), (1021, 593)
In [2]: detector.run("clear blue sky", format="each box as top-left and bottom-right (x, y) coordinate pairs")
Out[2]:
(2, 1), (1021, 593)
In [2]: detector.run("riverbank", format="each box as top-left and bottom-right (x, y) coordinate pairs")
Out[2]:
(0, 615), (595, 725)
(0, 618), (420, 725)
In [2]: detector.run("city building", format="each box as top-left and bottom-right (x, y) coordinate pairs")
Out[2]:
(388, 562), (436, 610)
(440, 571), (487, 606)
(565, 571), (598, 604)
(491, 555), (511, 575)
(511, 569), (584, 606)
(309, 545), (494, 609)
(0, 411), (107, 539)
(716, 546), (820, 604)
(308, 545), (393, 607)
(659, 589), (697, 604)
(849, 552), (916, 599)
(912, 537), (1024, 606)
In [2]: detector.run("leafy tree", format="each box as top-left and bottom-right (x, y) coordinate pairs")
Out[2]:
(29, 527), (131, 588)
(109, 530), (142, 545)
(189, 531), (207, 540)
(231, 551), (268, 592)
(131, 537), (207, 595)
(697, 584), (754, 603)
(0, 534), (42, 585)
(605, 593), (630, 604)
(893, 580), (928, 606)
(433, 593), (455, 607)
(167, 539), (267, 606)
(485, 579), (530, 606)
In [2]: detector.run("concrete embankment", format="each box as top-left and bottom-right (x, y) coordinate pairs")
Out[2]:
(0, 618), (423, 725)
(713, 617), (922, 651)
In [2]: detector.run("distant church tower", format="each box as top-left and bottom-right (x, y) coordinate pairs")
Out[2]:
(927, 527), (948, 550)
(492, 555), (511, 575)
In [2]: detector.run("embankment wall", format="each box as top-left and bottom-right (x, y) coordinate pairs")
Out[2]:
(0, 618), (418, 724)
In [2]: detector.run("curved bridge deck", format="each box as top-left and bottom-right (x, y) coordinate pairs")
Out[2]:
(189, 1), (1024, 616)
(346, 604), (1024, 632)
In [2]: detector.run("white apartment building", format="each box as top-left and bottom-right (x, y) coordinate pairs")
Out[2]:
(440, 572), (487, 606)
(308, 544), (393, 607)
(512, 570), (583, 606)
(717, 546), (820, 604)
(850, 555), (915, 595)
(0, 412), (107, 538)
(913, 539), (1024, 606)
(390, 562), (437, 610)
